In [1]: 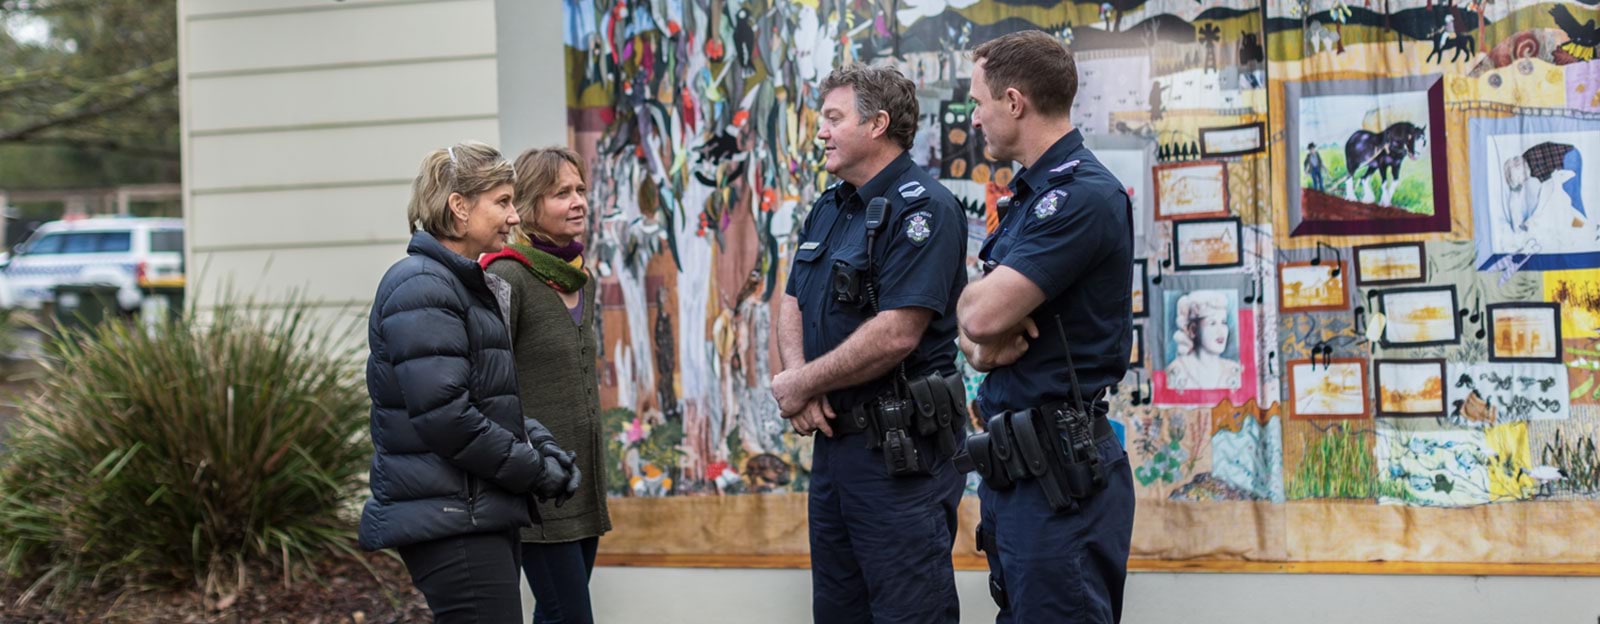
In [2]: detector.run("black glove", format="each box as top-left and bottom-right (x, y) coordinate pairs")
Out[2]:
(555, 466), (583, 508)
(531, 455), (571, 501)
(541, 442), (574, 469)
(524, 418), (558, 447)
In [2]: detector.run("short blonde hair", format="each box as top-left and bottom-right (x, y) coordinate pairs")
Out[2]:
(407, 140), (515, 238)
(511, 146), (589, 244)
(1173, 291), (1230, 356)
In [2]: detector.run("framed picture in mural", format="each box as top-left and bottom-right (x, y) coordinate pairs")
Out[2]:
(1199, 122), (1266, 158)
(1153, 161), (1229, 220)
(1375, 285), (1461, 348)
(1172, 217), (1243, 270)
(1282, 75), (1450, 237)
(1353, 242), (1427, 286)
(1278, 260), (1349, 312)
(1487, 302), (1563, 363)
(1446, 362), (1571, 423)
(1149, 272), (1258, 406)
(1374, 359), (1448, 418)
(1130, 324), (1145, 368)
(1469, 114), (1600, 271)
(1545, 268), (1600, 341)
(1287, 358), (1369, 420)
(1088, 135), (1153, 247)
(1132, 259), (1149, 317)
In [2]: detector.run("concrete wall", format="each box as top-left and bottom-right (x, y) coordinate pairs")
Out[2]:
(575, 568), (1600, 623)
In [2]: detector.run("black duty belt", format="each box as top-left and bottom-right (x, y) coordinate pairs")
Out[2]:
(956, 395), (1113, 514)
(827, 371), (967, 477)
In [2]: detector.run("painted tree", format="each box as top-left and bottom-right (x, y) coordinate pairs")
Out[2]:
(1291, 0), (1314, 56)
(1471, 0), (1490, 54)
(1330, 1), (1352, 54)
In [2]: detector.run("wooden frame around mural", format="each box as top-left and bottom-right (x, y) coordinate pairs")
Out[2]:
(1375, 285), (1461, 348)
(1287, 357), (1370, 420)
(1172, 217), (1244, 271)
(1374, 358), (1448, 418)
(1277, 260), (1350, 313)
(1199, 122), (1266, 158)
(1486, 302), (1563, 364)
(1353, 242), (1428, 286)
(1153, 160), (1230, 221)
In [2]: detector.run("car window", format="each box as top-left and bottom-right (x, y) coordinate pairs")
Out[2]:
(61, 233), (100, 254)
(149, 230), (183, 253)
(22, 233), (65, 255)
(96, 231), (132, 253)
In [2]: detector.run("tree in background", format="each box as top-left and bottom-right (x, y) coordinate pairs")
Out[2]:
(0, 0), (177, 191)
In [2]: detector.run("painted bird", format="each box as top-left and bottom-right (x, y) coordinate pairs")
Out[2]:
(1551, 4), (1600, 62)
(1526, 465), (1567, 496)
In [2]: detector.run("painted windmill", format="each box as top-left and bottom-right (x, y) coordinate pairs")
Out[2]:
(1197, 22), (1222, 72)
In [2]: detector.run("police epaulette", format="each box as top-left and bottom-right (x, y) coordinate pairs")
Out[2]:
(898, 180), (931, 208)
(819, 181), (843, 201)
(1046, 159), (1081, 184)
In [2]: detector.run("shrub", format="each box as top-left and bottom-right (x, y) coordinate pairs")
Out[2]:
(0, 299), (368, 605)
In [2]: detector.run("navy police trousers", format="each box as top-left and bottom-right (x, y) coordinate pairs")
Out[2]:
(809, 430), (964, 624)
(977, 434), (1135, 623)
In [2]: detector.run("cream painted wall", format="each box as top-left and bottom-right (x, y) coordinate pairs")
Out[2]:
(180, 0), (511, 320)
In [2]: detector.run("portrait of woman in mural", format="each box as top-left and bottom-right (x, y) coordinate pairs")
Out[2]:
(1164, 289), (1244, 391)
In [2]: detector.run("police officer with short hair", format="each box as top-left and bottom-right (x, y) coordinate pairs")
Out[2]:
(771, 63), (968, 624)
(955, 31), (1136, 623)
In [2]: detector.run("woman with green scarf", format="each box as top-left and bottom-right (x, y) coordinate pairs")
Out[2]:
(482, 147), (610, 624)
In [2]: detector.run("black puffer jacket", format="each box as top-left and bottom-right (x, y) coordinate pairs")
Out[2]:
(359, 232), (550, 551)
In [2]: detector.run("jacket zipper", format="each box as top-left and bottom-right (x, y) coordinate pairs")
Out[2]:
(467, 475), (479, 527)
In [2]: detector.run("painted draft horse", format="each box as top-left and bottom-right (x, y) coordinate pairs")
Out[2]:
(1343, 122), (1427, 207)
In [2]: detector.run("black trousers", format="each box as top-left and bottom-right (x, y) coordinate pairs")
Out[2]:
(398, 530), (524, 624)
(521, 537), (600, 624)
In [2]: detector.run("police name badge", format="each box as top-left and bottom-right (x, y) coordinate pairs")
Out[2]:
(905, 210), (933, 245)
(1035, 189), (1067, 220)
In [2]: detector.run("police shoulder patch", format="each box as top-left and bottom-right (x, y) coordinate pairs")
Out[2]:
(899, 181), (927, 199)
(905, 210), (933, 245)
(1034, 189), (1068, 220)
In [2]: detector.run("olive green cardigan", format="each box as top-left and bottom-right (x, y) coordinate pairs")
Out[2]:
(486, 259), (612, 543)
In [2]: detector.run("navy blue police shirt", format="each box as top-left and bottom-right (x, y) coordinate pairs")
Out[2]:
(785, 151), (968, 413)
(976, 129), (1133, 418)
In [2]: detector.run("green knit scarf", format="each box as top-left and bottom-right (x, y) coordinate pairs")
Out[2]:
(509, 243), (588, 293)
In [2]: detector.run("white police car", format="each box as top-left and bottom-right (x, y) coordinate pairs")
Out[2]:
(0, 217), (185, 311)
